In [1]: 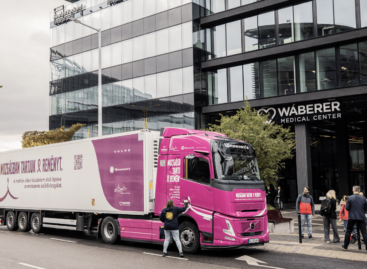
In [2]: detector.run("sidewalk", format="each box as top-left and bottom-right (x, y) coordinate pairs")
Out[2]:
(251, 205), (367, 262)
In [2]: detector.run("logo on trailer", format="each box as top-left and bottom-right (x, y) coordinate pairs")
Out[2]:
(114, 185), (128, 194)
(0, 179), (18, 202)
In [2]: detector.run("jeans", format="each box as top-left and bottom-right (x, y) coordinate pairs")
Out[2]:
(343, 220), (357, 238)
(323, 216), (340, 242)
(301, 214), (312, 236)
(163, 230), (182, 253)
(343, 220), (367, 249)
(276, 198), (283, 209)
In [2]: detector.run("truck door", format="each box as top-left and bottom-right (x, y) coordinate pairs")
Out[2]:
(180, 154), (214, 211)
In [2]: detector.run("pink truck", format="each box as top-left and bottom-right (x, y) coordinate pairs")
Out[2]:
(0, 128), (269, 253)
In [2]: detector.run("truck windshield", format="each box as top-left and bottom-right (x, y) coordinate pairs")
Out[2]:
(211, 140), (261, 181)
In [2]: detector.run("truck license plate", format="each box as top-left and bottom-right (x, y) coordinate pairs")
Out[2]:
(249, 239), (259, 244)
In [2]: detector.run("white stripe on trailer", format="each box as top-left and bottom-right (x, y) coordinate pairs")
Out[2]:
(43, 218), (77, 225)
(143, 252), (188, 261)
(42, 224), (77, 230)
(19, 263), (46, 269)
(50, 238), (77, 243)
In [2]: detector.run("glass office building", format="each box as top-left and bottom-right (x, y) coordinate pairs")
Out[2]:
(50, 0), (367, 201)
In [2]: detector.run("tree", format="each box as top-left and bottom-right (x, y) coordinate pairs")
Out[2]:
(22, 124), (86, 149)
(207, 101), (295, 187)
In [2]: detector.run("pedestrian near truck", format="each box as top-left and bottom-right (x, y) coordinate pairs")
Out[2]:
(275, 186), (284, 210)
(160, 199), (188, 257)
(339, 195), (358, 244)
(320, 190), (340, 243)
(296, 186), (315, 240)
(341, 186), (367, 251)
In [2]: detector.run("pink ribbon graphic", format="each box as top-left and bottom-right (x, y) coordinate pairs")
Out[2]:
(0, 179), (18, 202)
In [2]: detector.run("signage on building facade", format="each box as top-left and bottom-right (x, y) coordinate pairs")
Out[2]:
(107, 0), (125, 5)
(53, 4), (85, 26)
(257, 101), (342, 124)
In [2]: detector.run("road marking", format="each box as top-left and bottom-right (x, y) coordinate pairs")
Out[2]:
(143, 252), (188, 261)
(236, 255), (284, 269)
(19, 263), (45, 269)
(50, 238), (76, 243)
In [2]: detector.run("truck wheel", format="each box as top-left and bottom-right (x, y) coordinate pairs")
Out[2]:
(18, 212), (31, 232)
(30, 213), (42, 233)
(6, 212), (17, 231)
(179, 221), (200, 253)
(101, 217), (119, 244)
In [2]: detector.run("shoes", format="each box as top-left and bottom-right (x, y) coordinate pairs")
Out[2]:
(325, 241), (330, 244)
(351, 238), (358, 245)
(309, 235), (314, 240)
(162, 253), (167, 257)
(333, 240), (340, 243)
(179, 252), (184, 258)
(341, 245), (347, 251)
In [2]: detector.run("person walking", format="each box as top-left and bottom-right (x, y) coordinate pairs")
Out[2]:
(275, 186), (284, 210)
(296, 186), (315, 240)
(322, 190), (340, 243)
(341, 186), (367, 251)
(339, 195), (358, 244)
(160, 199), (188, 257)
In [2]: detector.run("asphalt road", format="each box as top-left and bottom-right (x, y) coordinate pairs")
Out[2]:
(0, 226), (365, 269)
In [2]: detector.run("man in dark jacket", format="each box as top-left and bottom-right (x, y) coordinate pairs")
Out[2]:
(296, 186), (315, 239)
(275, 186), (285, 210)
(160, 199), (188, 257)
(342, 186), (367, 250)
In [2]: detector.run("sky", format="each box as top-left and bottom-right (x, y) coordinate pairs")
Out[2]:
(0, 0), (65, 152)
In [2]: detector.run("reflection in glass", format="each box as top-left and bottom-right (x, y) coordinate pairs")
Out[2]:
(122, 39), (133, 63)
(133, 36), (144, 61)
(278, 56), (296, 95)
(340, 43), (359, 87)
(316, 0), (334, 36)
(294, 2), (314, 41)
(208, 69), (227, 104)
(100, 8), (111, 31)
(133, 77), (145, 102)
(145, 33), (156, 58)
(111, 4), (123, 28)
(122, 79), (134, 103)
(157, 71), (170, 98)
(242, 0), (256, 5)
(226, 21), (242, 55)
(111, 42), (122, 66)
(334, 0), (356, 33)
(122, 1), (133, 24)
(230, 66), (243, 102)
(316, 48), (337, 90)
(299, 52), (316, 92)
(228, 0), (241, 9)
(258, 11), (276, 49)
(65, 22), (74, 43)
(182, 22), (193, 49)
(183, 66), (194, 93)
(133, 0), (144, 21)
(145, 74), (157, 99)
(156, 29), (169, 55)
(262, 59), (277, 97)
(245, 16), (258, 52)
(214, 25), (226, 58)
(82, 15), (92, 37)
(170, 69), (183, 96)
(169, 25), (182, 52)
(243, 62), (260, 100)
(208, 0), (225, 13)
(359, 41), (367, 84)
(361, 0), (367, 27)
(92, 10), (101, 31)
(278, 7), (293, 44)
(102, 45), (111, 69)
(91, 49), (98, 71)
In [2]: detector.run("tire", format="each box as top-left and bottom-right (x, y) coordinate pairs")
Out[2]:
(6, 211), (17, 231)
(101, 217), (119, 244)
(179, 221), (200, 253)
(30, 213), (42, 234)
(18, 212), (31, 232)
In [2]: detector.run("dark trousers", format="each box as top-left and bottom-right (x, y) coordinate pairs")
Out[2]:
(343, 219), (367, 249)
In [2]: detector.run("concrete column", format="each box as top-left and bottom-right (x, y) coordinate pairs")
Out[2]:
(295, 123), (313, 196)
(336, 118), (350, 197)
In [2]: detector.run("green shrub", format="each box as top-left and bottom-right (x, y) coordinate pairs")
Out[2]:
(267, 204), (275, 210)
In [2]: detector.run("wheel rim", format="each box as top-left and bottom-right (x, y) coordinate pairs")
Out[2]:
(32, 216), (39, 229)
(104, 222), (114, 239)
(7, 214), (14, 227)
(19, 215), (26, 229)
(180, 228), (195, 248)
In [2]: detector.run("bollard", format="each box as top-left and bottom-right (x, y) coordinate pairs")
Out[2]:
(298, 214), (302, 244)
(357, 225), (361, 250)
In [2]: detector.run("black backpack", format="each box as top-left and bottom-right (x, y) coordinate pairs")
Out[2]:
(320, 198), (332, 216)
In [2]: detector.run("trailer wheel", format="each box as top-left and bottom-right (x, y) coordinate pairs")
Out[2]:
(30, 213), (42, 234)
(6, 212), (17, 231)
(179, 221), (200, 253)
(101, 217), (119, 244)
(18, 212), (30, 232)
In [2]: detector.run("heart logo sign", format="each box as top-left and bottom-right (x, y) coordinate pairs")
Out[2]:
(257, 107), (277, 124)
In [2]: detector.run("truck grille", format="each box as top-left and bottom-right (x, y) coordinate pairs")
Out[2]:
(239, 220), (262, 233)
(233, 203), (263, 212)
(241, 231), (263, 236)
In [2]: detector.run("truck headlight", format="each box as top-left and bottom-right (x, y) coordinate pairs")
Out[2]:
(223, 219), (235, 236)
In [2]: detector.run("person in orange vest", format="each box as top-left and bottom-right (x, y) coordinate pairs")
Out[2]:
(296, 186), (315, 239)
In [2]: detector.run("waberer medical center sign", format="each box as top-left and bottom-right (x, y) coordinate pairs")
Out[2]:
(257, 101), (342, 124)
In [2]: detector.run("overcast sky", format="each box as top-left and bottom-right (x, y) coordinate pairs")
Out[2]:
(0, 0), (65, 152)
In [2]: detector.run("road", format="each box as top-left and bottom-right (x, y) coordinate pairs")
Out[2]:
(0, 226), (365, 269)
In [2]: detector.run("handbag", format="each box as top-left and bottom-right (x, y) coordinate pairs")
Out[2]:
(159, 226), (165, 239)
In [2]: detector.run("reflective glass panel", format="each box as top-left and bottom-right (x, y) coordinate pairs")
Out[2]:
(91, 49), (98, 71)
(214, 24), (226, 57)
(102, 45), (111, 69)
(133, 36), (144, 61)
(244, 16), (258, 52)
(92, 10), (101, 30)
(145, 0), (156, 17)
(169, 0), (182, 8)
(258, 11), (276, 49)
(262, 59), (277, 97)
(361, 0), (367, 27)
(122, 39), (133, 63)
(278, 7), (293, 44)
(157, 71), (170, 97)
(278, 56), (296, 95)
(65, 21), (75, 43)
(334, 0), (356, 33)
(122, 1), (133, 24)
(183, 66), (194, 93)
(316, 48), (337, 90)
(74, 20), (83, 40)
(242, 0), (256, 5)
(156, 0), (168, 13)
(209, 69), (227, 104)
(145, 32), (156, 58)
(294, 2), (314, 41)
(226, 21), (242, 55)
(317, 0), (334, 36)
(82, 50), (92, 72)
(230, 66), (243, 102)
(170, 69), (183, 96)
(156, 29), (169, 55)
(359, 41), (367, 84)
(182, 22), (193, 49)
(169, 25), (182, 52)
(133, 0), (144, 21)
(145, 74), (157, 99)
(82, 15), (93, 37)
(101, 8), (111, 31)
(111, 4), (123, 28)
(122, 79), (134, 103)
(299, 52), (316, 92)
(133, 77), (145, 102)
(339, 43), (359, 87)
(228, 0), (241, 9)
(210, 0), (225, 13)
(111, 42), (122, 66)
(243, 62), (260, 100)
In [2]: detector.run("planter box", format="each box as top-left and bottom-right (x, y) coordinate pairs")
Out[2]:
(267, 209), (294, 234)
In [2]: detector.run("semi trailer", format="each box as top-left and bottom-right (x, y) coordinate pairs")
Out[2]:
(0, 127), (269, 253)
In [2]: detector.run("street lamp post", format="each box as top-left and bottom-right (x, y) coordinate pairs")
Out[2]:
(70, 18), (102, 137)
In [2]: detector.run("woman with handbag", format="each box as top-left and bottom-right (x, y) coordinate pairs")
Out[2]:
(322, 190), (340, 244)
(159, 199), (188, 257)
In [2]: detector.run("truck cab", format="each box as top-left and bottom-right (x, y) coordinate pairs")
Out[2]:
(155, 128), (269, 252)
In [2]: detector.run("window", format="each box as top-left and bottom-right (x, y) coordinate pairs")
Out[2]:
(213, 24), (226, 58)
(111, 3), (123, 28)
(334, 0), (356, 33)
(294, 2), (313, 41)
(243, 62), (260, 100)
(133, 0), (144, 21)
(133, 36), (144, 61)
(299, 52), (316, 92)
(242, 0), (256, 5)
(65, 21), (74, 43)
(258, 11), (276, 49)
(317, 0), (334, 36)
(359, 41), (367, 84)
(316, 48), (337, 90)
(361, 0), (367, 27)
(111, 42), (122, 66)
(226, 21), (242, 55)
(156, 29), (169, 55)
(228, 0), (241, 9)
(145, 74), (157, 99)
(170, 69), (183, 96)
(145, 33), (156, 58)
(169, 25), (182, 52)
(278, 7), (294, 44)
(81, 15), (92, 37)
(102, 45), (111, 69)
(156, 0), (168, 13)
(339, 43), (359, 87)
(184, 157), (211, 185)
(133, 77), (145, 102)
(169, 0), (181, 9)
(145, 0), (156, 17)
(278, 56), (296, 95)
(183, 66), (194, 93)
(182, 22), (193, 49)
(122, 39), (133, 64)
(122, 1), (133, 24)
(261, 59), (277, 97)
(209, 0), (225, 13)
(157, 71), (170, 98)
(100, 8), (111, 31)
(208, 68), (227, 104)
(229, 66), (243, 102)
(244, 16), (258, 52)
